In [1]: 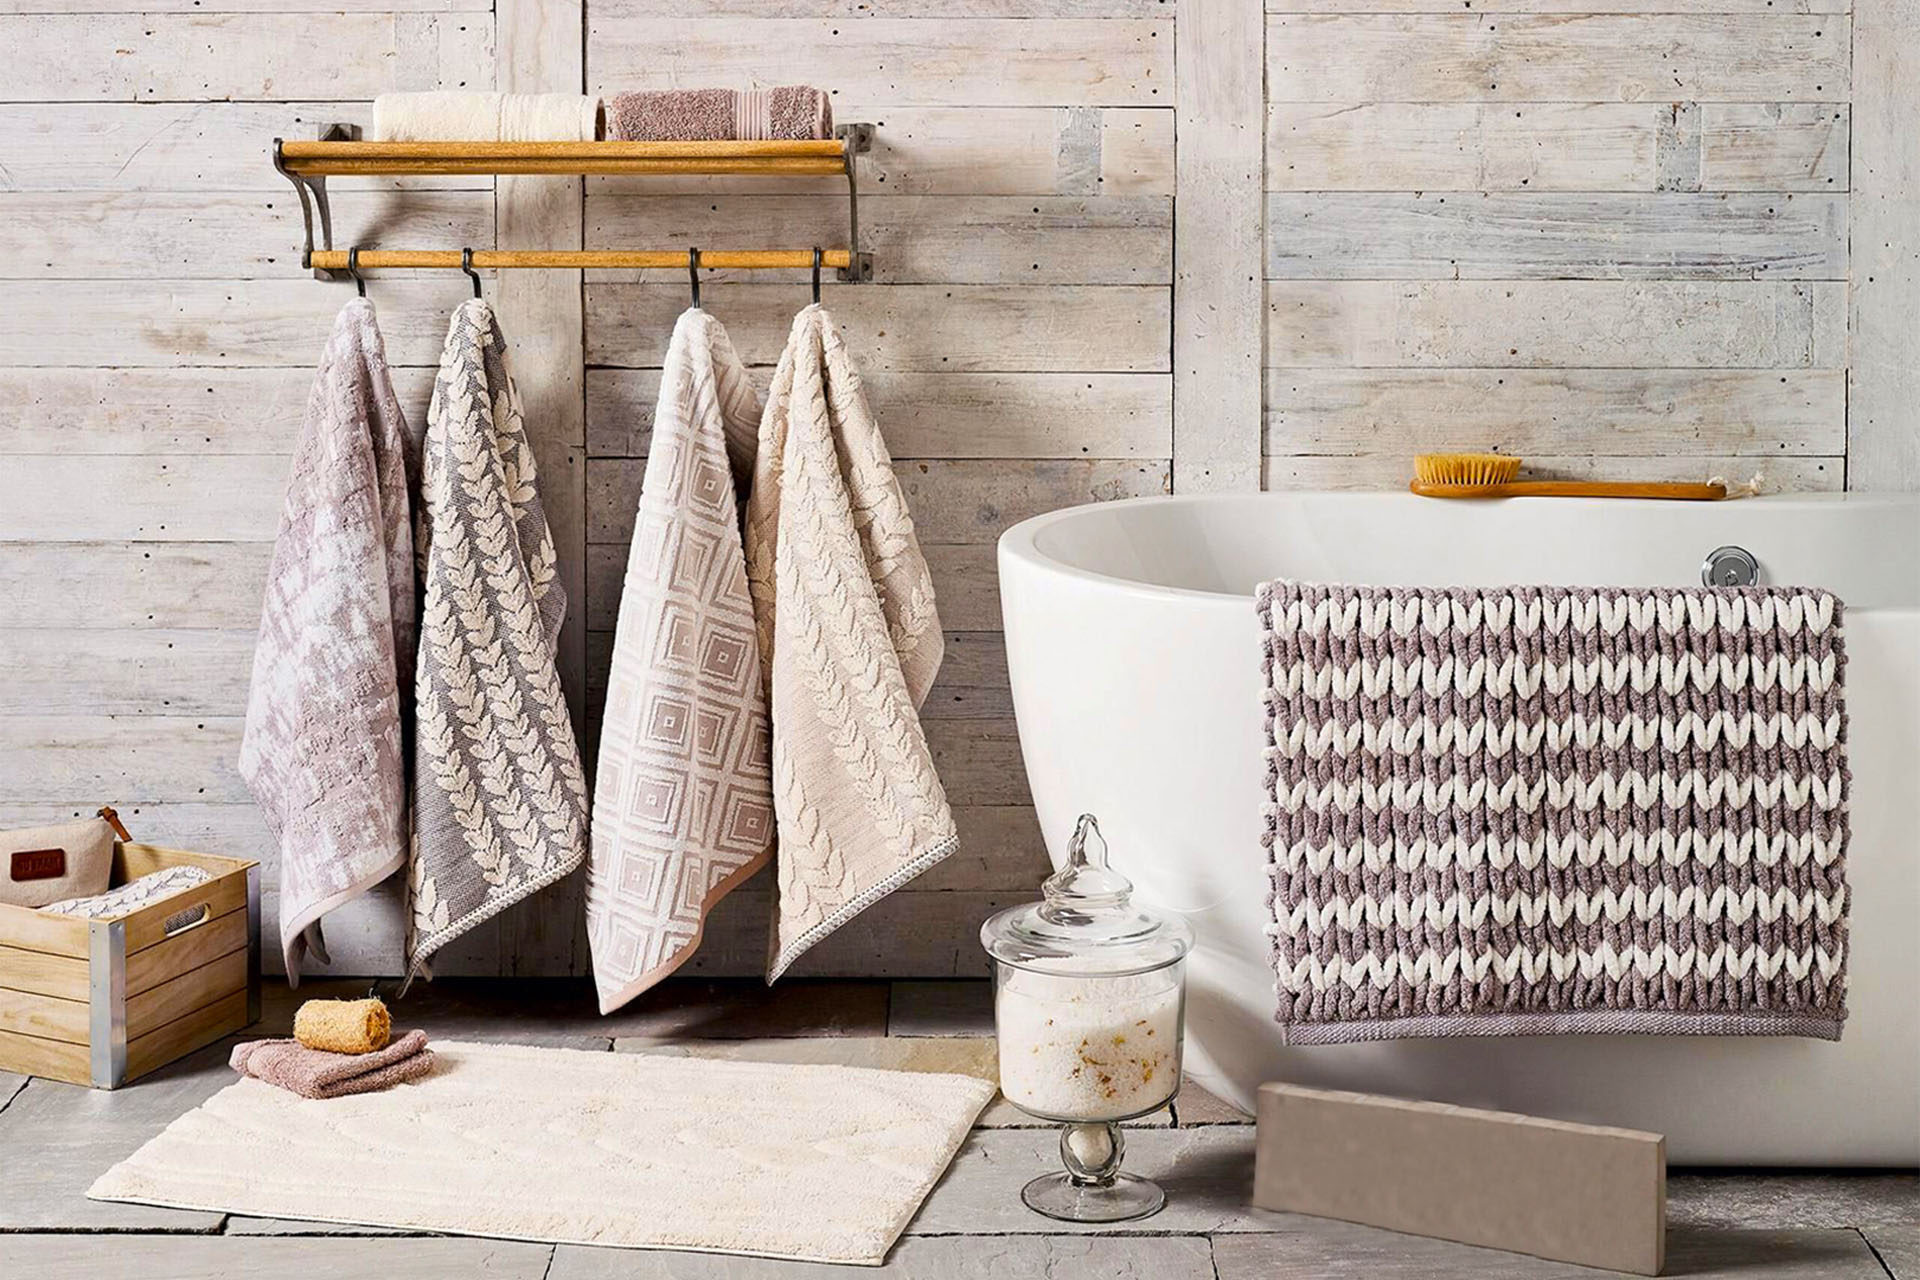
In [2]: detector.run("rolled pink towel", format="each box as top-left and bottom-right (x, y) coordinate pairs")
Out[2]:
(230, 1029), (435, 1100)
(607, 86), (832, 142)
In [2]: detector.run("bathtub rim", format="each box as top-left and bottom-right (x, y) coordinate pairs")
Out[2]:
(998, 490), (1920, 610)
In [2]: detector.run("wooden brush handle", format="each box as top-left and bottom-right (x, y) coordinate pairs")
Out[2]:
(1411, 480), (1727, 501)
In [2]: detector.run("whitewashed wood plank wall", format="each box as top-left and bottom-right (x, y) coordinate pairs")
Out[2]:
(1262, 0), (1867, 490)
(0, 0), (1911, 979)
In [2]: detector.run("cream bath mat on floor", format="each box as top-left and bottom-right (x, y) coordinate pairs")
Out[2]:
(89, 1040), (994, 1265)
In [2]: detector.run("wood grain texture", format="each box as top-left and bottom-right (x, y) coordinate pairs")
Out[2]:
(0, 544), (271, 629)
(0, 629), (254, 715)
(1848, 0), (1920, 488)
(1267, 16), (1847, 103)
(0, 103), (489, 192)
(2, 13), (493, 101)
(1266, 0), (1845, 11)
(587, 19), (1171, 108)
(0, 368), (435, 454)
(585, 283), (1171, 371)
(1173, 0), (1264, 491)
(1268, 102), (1846, 193)
(1266, 280), (1846, 368)
(0, 279), (488, 367)
(585, 369), (1171, 459)
(0, 191), (493, 278)
(1264, 369), (1847, 455)
(1267, 193), (1846, 280)
(585, 194), (1171, 284)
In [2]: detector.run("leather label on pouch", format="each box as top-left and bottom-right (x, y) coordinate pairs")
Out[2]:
(10, 848), (66, 882)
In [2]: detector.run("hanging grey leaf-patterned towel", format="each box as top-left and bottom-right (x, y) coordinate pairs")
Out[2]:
(746, 304), (958, 980)
(588, 308), (775, 1013)
(240, 298), (418, 983)
(407, 299), (589, 980)
(1261, 584), (1849, 1043)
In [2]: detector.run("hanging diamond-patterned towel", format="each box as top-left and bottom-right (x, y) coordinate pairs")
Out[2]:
(407, 299), (589, 980)
(588, 308), (775, 1013)
(1261, 583), (1849, 1043)
(240, 298), (418, 982)
(746, 304), (958, 981)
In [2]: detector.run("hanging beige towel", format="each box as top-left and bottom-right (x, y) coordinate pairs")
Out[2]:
(746, 304), (958, 980)
(406, 299), (589, 982)
(587, 310), (773, 1013)
(240, 299), (417, 982)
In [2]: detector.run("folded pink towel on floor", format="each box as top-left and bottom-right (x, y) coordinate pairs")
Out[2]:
(607, 86), (832, 141)
(230, 1029), (434, 1099)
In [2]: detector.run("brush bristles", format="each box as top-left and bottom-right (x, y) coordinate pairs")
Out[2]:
(1414, 453), (1522, 487)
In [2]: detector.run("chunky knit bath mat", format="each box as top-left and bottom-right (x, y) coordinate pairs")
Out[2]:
(90, 1040), (994, 1265)
(1260, 583), (1848, 1044)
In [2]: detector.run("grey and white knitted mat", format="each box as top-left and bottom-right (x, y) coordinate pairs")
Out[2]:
(1259, 583), (1848, 1043)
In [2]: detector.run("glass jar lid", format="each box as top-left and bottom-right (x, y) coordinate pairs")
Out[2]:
(980, 814), (1194, 976)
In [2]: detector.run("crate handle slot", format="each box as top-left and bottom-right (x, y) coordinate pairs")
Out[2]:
(163, 902), (211, 937)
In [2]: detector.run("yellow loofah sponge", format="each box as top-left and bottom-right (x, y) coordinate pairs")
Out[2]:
(293, 997), (392, 1055)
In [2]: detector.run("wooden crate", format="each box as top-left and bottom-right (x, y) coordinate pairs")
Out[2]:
(0, 843), (259, 1088)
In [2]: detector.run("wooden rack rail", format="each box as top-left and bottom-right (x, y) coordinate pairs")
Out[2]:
(273, 123), (874, 283)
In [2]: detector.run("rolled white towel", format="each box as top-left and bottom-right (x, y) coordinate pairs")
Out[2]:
(374, 92), (600, 142)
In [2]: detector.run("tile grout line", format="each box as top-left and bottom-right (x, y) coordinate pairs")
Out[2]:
(1858, 1226), (1899, 1279)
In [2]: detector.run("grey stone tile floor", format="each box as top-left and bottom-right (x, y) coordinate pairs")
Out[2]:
(0, 977), (1912, 1278)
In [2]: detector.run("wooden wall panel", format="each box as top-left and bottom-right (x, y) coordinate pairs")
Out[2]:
(1850, 0), (1920, 487)
(1262, 0), (1862, 497)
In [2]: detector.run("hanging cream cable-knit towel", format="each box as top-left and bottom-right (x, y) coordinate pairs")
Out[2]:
(406, 299), (589, 982)
(746, 305), (958, 980)
(587, 309), (776, 1012)
(240, 298), (417, 982)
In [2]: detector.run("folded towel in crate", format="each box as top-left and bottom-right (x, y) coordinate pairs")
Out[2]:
(1260, 584), (1849, 1043)
(607, 86), (832, 141)
(231, 1029), (434, 1099)
(39, 865), (213, 919)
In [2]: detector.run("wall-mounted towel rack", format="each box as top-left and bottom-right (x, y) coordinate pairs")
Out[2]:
(273, 122), (875, 284)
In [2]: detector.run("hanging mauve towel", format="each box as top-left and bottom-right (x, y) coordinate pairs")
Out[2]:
(745, 305), (958, 980)
(407, 299), (589, 982)
(588, 308), (775, 1013)
(1261, 583), (1849, 1043)
(240, 298), (417, 982)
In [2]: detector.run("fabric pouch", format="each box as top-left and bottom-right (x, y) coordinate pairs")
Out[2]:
(0, 808), (125, 909)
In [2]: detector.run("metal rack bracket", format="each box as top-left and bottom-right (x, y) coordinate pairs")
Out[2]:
(274, 122), (358, 281)
(835, 122), (875, 283)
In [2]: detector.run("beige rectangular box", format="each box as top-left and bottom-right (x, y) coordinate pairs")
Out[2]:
(1254, 1083), (1665, 1275)
(0, 843), (259, 1088)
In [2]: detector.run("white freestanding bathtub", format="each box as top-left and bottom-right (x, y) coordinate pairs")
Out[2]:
(999, 492), (1920, 1164)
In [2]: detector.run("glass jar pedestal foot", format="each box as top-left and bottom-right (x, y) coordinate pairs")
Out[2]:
(1020, 1121), (1166, 1223)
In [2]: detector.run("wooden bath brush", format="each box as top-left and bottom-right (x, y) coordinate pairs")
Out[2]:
(1411, 454), (1726, 501)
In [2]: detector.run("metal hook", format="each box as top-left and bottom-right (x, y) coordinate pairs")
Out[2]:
(811, 248), (823, 307)
(347, 246), (366, 298)
(462, 247), (482, 299)
(688, 247), (701, 309)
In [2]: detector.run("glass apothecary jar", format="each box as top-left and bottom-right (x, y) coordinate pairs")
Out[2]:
(980, 814), (1194, 1223)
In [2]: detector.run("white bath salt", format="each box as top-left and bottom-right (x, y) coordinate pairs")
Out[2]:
(996, 970), (1182, 1121)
